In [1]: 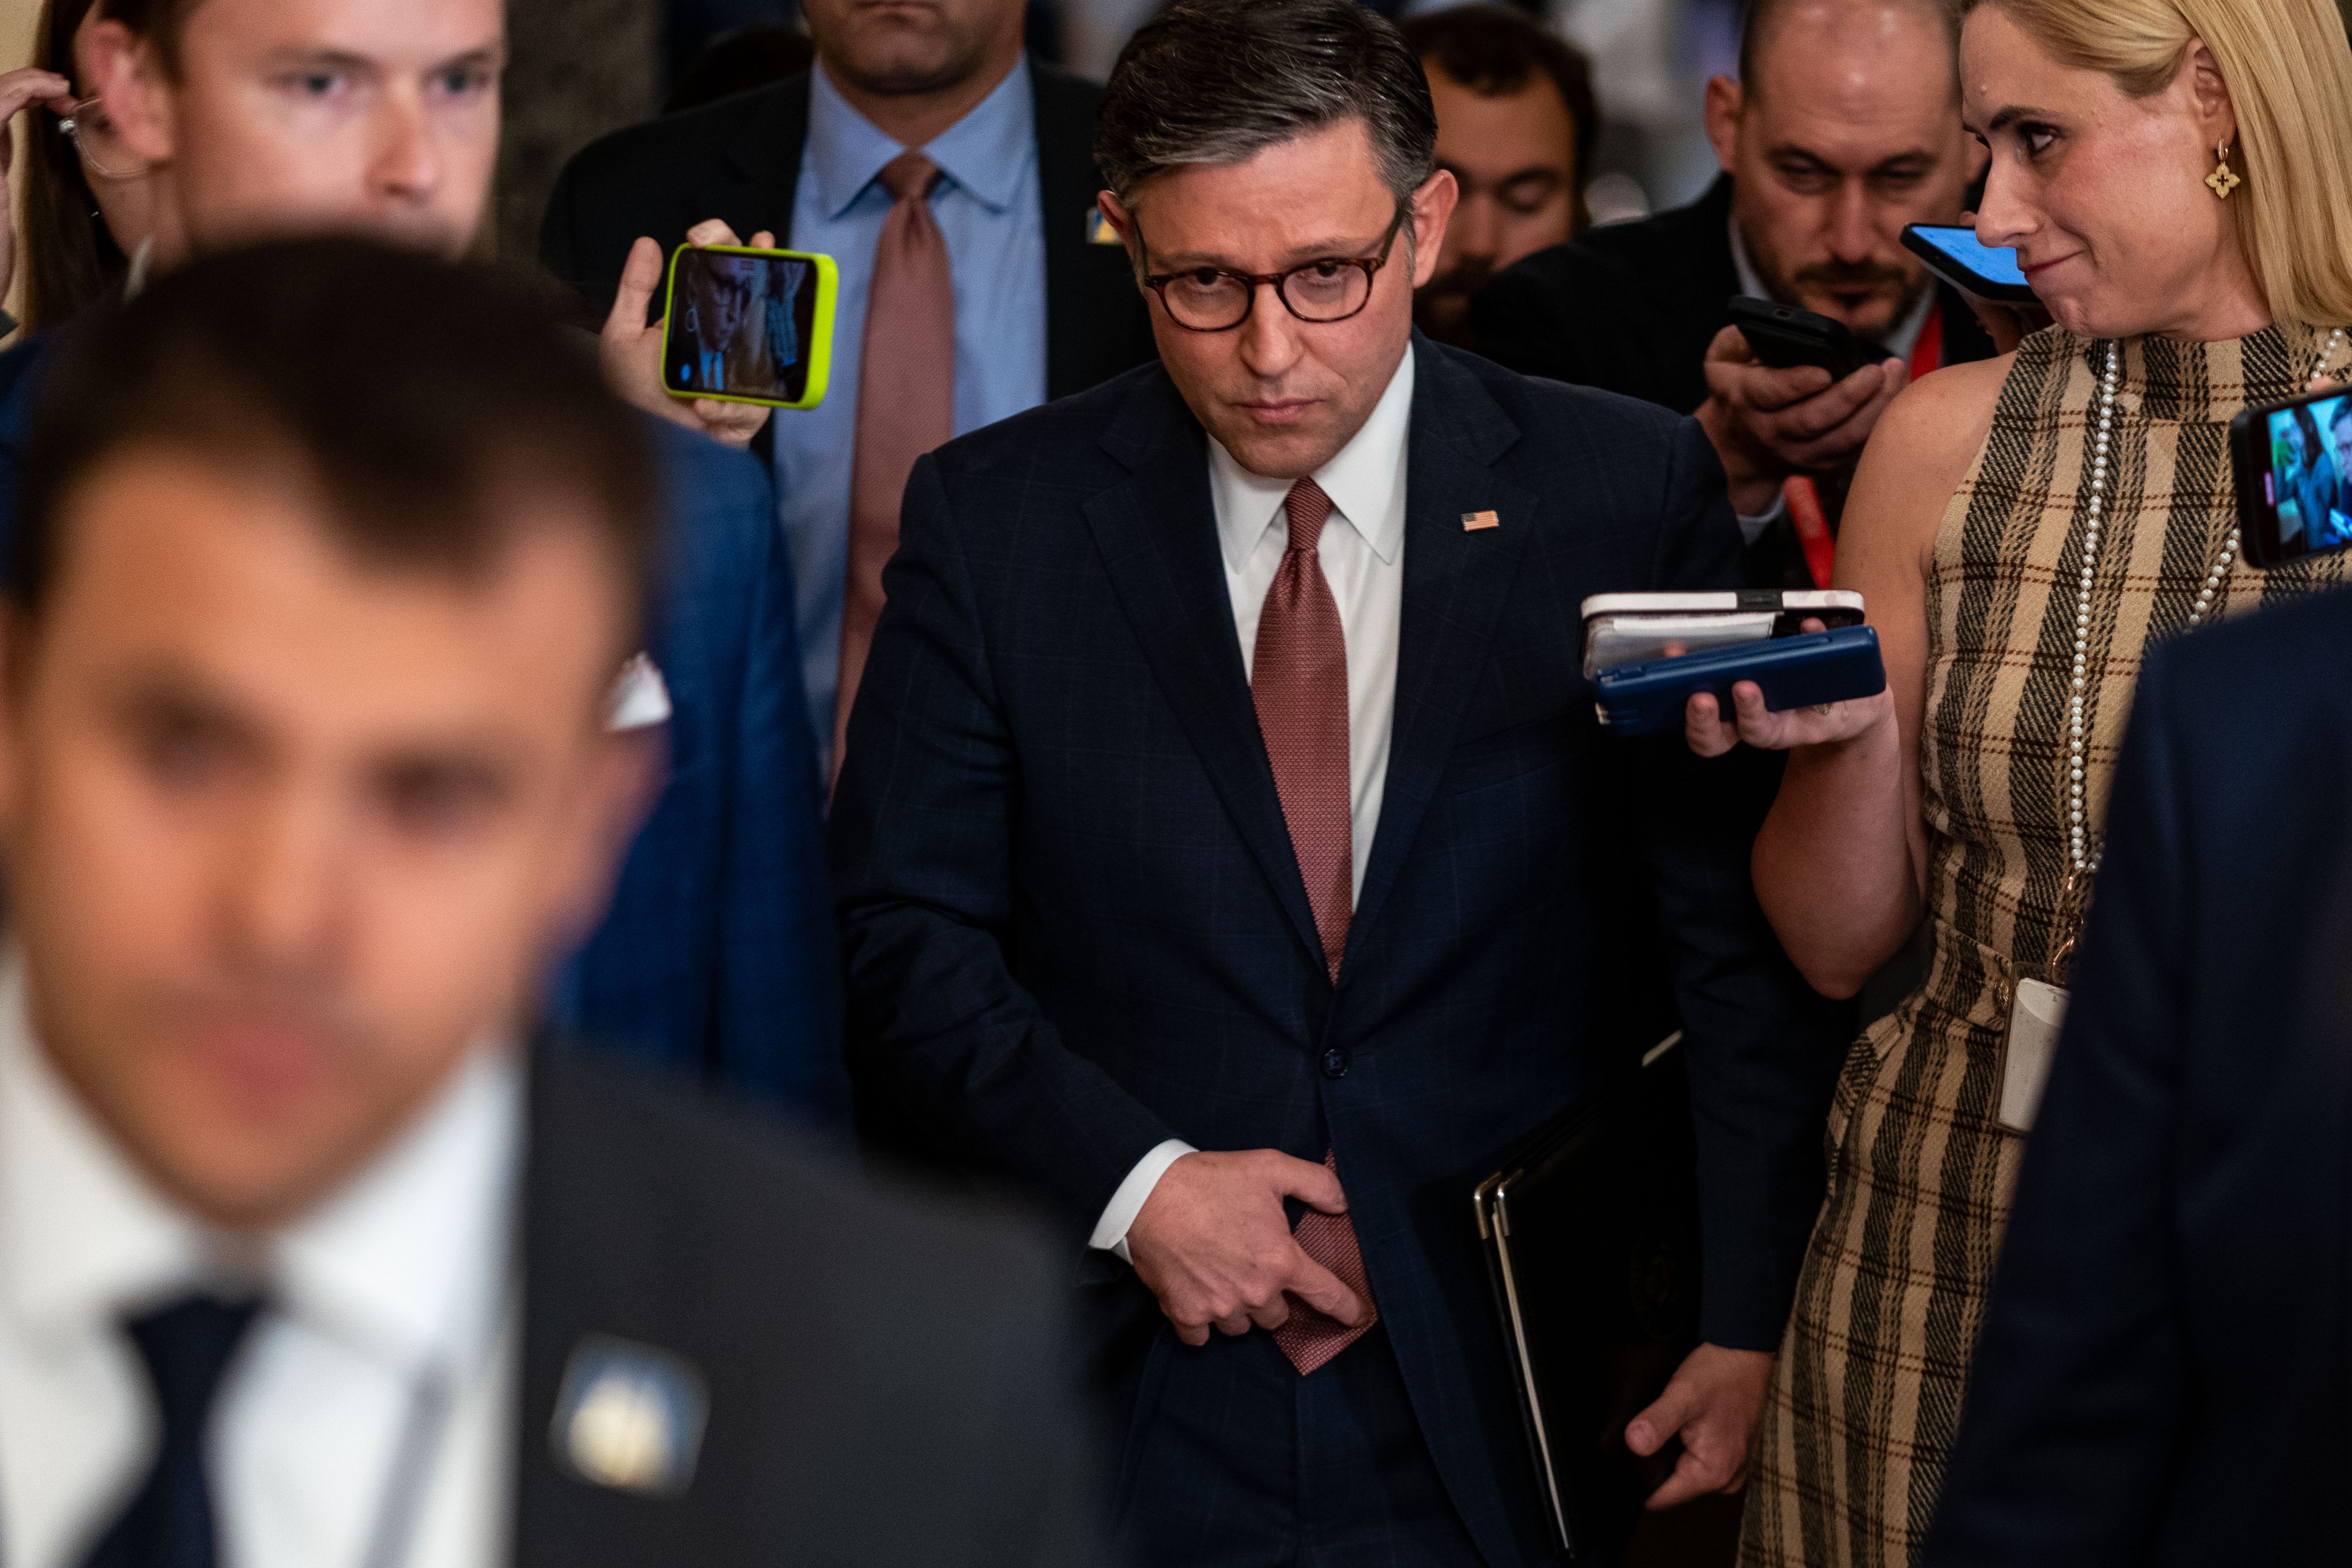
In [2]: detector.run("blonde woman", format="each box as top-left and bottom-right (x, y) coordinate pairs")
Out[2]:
(1681, 0), (2352, 1561)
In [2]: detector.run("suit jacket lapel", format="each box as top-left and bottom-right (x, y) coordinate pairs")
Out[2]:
(725, 72), (812, 241)
(1083, 376), (1329, 969)
(1348, 344), (1535, 962)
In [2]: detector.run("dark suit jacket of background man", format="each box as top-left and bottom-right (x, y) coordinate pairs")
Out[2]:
(515, 1046), (1106, 1566)
(537, 62), (1157, 417)
(1468, 175), (1996, 586)
(1924, 587), (2352, 1568)
(0, 336), (848, 1120)
(827, 336), (1849, 1567)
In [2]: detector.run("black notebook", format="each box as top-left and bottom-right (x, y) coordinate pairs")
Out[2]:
(1470, 1033), (1704, 1561)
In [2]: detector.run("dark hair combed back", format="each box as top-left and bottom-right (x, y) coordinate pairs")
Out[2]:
(1094, 0), (1439, 204)
(1399, 4), (1600, 231)
(18, 238), (658, 649)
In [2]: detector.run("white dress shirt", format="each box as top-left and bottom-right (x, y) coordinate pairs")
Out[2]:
(1088, 347), (1417, 1262)
(0, 956), (519, 1568)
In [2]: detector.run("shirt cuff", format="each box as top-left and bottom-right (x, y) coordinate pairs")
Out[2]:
(1736, 487), (1789, 548)
(1089, 1138), (1197, 1264)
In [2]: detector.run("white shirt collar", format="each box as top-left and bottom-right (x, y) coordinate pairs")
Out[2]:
(1208, 344), (1416, 573)
(1727, 215), (1934, 363)
(0, 952), (520, 1384)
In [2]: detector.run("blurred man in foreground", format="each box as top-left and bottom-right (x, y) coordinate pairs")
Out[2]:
(0, 238), (1103, 1568)
(54, 0), (844, 1115)
(1399, 3), (1595, 348)
(1474, 0), (1993, 586)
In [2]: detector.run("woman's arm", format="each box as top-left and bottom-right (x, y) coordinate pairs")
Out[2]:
(1685, 355), (2007, 996)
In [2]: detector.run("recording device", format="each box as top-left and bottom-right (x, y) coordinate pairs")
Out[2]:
(661, 243), (839, 410)
(2230, 385), (2352, 567)
(1899, 223), (2037, 304)
(1592, 625), (1887, 735)
(1728, 296), (1878, 381)
(1579, 589), (1865, 678)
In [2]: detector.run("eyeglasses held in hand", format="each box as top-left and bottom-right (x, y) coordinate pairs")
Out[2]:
(1136, 207), (1406, 332)
(59, 96), (145, 181)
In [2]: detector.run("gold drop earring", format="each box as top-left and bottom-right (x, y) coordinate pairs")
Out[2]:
(2207, 140), (2241, 199)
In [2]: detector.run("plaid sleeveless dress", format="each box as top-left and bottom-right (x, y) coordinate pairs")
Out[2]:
(1738, 321), (2352, 1568)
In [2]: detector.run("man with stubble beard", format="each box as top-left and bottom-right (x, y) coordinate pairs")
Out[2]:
(544, 0), (1157, 782)
(1473, 0), (1996, 588)
(1399, 4), (1596, 350)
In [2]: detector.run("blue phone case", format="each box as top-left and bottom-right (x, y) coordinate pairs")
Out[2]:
(1593, 625), (1887, 735)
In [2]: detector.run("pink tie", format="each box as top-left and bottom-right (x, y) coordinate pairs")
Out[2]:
(835, 150), (954, 785)
(1251, 479), (1377, 1375)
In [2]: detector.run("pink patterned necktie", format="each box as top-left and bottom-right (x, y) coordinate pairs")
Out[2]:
(1251, 477), (1377, 1375)
(834, 150), (954, 786)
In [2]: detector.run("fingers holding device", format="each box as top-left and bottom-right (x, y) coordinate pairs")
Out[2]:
(2231, 383), (2352, 568)
(661, 242), (840, 412)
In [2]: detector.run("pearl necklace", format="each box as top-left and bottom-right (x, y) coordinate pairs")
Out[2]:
(2064, 327), (2347, 875)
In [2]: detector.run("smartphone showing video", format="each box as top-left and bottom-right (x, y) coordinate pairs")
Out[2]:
(1899, 224), (2036, 304)
(661, 243), (839, 410)
(2231, 387), (2352, 568)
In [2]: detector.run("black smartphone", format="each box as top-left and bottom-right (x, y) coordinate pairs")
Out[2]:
(1900, 224), (2036, 304)
(661, 244), (840, 410)
(2230, 385), (2352, 567)
(1728, 296), (1877, 380)
(1593, 625), (1887, 736)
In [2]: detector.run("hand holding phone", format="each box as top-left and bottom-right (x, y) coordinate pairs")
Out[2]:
(601, 223), (784, 448)
(2230, 385), (2352, 567)
(1700, 303), (1906, 513)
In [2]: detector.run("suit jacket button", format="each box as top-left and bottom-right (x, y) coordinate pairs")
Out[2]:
(1320, 1047), (1351, 1080)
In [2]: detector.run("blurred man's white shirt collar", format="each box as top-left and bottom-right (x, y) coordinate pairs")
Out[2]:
(0, 950), (519, 1568)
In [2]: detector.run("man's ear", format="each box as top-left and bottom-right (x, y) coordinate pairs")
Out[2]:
(1097, 188), (1145, 280)
(84, 20), (175, 166)
(1408, 168), (1459, 290)
(1703, 74), (1743, 174)
(2182, 38), (2236, 151)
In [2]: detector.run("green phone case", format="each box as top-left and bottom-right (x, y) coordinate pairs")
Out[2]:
(659, 243), (839, 411)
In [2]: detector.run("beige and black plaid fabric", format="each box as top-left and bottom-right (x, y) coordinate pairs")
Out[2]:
(1739, 321), (2352, 1568)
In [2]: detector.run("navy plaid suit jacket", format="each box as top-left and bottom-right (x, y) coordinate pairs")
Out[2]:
(829, 338), (1846, 1565)
(0, 334), (846, 1125)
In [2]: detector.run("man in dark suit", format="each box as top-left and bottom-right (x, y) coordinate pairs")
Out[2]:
(0, 238), (1102, 1568)
(829, 2), (1846, 1562)
(74, 0), (844, 1117)
(1920, 587), (2352, 1566)
(1472, 0), (1994, 588)
(541, 0), (1157, 776)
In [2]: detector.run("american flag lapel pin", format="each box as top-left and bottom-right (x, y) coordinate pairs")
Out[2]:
(1461, 510), (1500, 531)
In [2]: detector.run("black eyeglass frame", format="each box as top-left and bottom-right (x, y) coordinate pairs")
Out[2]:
(1135, 206), (1408, 332)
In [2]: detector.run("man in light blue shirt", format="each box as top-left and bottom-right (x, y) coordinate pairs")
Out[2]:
(777, 59), (1048, 764)
(543, 0), (1158, 771)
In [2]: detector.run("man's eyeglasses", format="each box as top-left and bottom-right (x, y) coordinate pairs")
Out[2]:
(59, 96), (145, 181)
(1137, 207), (1406, 332)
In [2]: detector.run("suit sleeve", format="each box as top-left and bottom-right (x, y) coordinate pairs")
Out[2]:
(1630, 417), (1850, 1349)
(1468, 254), (1594, 384)
(829, 453), (1181, 1223)
(715, 446), (850, 1122)
(1922, 653), (2195, 1565)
